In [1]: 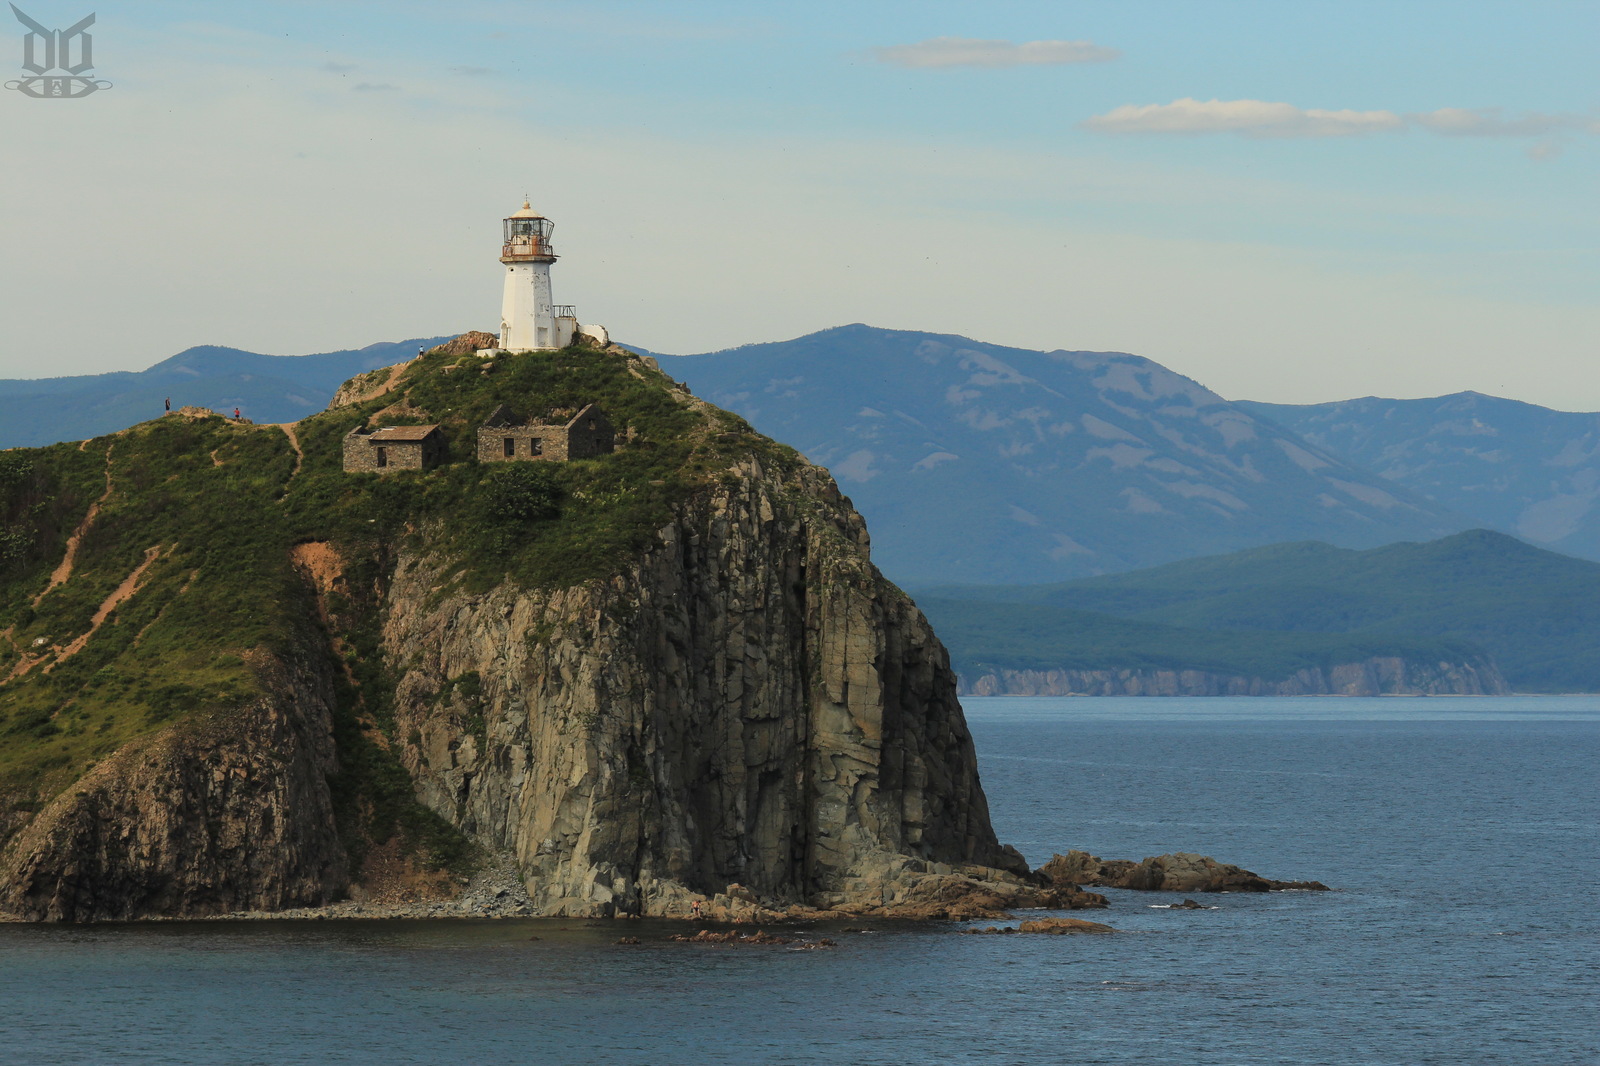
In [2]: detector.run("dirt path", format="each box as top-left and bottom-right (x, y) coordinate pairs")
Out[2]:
(35, 445), (114, 607)
(44, 545), (166, 673)
(338, 360), (414, 407)
(276, 422), (304, 483)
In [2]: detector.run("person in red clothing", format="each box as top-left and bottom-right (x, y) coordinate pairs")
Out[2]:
(234, 407), (241, 419)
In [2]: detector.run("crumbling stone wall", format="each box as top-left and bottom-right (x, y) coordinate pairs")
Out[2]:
(477, 424), (570, 463)
(342, 429), (444, 473)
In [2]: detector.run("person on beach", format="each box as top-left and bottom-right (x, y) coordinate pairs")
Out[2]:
(691, 899), (703, 922)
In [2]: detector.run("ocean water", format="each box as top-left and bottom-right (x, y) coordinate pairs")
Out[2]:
(1, 696), (1595, 1065)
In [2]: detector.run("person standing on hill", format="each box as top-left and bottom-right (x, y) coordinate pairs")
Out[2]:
(164, 397), (170, 412)
(234, 407), (241, 420)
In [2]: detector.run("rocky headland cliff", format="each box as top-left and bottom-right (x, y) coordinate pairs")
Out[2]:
(0, 335), (1056, 921)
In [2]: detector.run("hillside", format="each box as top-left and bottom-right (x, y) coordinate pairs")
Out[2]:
(922, 529), (1600, 692)
(656, 325), (1470, 584)
(1, 326), (1486, 587)
(0, 337), (451, 449)
(1238, 392), (1600, 564)
(0, 337), (1036, 920)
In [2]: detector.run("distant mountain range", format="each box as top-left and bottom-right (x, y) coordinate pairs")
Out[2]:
(921, 529), (1600, 693)
(1238, 392), (1600, 565)
(0, 337), (450, 447)
(8, 324), (1600, 588)
(654, 326), (1466, 583)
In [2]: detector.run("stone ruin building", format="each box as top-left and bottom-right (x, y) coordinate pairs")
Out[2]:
(476, 403), (615, 463)
(342, 424), (446, 473)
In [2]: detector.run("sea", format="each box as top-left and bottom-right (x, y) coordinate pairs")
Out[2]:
(1, 695), (1595, 1065)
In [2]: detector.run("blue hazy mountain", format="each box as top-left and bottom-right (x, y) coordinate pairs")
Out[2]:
(653, 325), (1469, 584)
(0, 337), (451, 448)
(1237, 392), (1600, 565)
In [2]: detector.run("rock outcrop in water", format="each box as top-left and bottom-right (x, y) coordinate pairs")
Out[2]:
(0, 336), (1045, 921)
(1038, 850), (1329, 893)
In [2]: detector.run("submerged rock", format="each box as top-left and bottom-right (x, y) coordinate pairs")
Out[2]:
(963, 917), (1115, 935)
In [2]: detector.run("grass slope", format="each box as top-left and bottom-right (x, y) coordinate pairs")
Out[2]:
(921, 529), (1600, 692)
(0, 341), (801, 866)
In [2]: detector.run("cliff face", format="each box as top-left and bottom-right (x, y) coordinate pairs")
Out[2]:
(0, 648), (346, 921)
(1, 339), (1028, 920)
(380, 457), (1017, 915)
(961, 655), (1509, 697)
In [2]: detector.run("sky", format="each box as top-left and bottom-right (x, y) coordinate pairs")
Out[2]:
(1, 0), (1597, 408)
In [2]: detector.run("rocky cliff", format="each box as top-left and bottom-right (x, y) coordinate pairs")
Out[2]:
(0, 337), (1035, 920)
(364, 453), (1025, 916)
(960, 655), (1509, 697)
(1, 648), (346, 921)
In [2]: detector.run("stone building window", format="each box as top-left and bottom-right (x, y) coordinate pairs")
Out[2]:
(530, 439), (542, 455)
(376, 446), (387, 468)
(503, 437), (515, 457)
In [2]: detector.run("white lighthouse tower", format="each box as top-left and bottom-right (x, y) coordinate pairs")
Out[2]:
(497, 201), (577, 351)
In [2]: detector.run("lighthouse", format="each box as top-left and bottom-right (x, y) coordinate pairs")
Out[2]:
(497, 201), (577, 351)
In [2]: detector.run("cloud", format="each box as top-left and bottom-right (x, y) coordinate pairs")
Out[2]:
(873, 36), (1119, 69)
(1084, 98), (1600, 143)
(351, 82), (397, 92)
(1408, 107), (1599, 137)
(1082, 98), (1403, 138)
(450, 66), (495, 77)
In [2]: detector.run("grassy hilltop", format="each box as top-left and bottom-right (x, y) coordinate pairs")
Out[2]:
(0, 339), (800, 865)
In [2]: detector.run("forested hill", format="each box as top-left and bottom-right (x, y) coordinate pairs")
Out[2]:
(920, 529), (1600, 692)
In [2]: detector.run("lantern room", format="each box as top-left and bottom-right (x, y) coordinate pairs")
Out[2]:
(501, 202), (556, 262)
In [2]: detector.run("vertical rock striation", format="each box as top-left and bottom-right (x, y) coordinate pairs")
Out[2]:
(386, 457), (1023, 915)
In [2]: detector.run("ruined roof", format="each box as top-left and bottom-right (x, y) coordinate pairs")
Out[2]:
(367, 425), (440, 442)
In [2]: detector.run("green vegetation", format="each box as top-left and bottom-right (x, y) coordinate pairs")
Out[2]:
(921, 530), (1600, 691)
(281, 345), (802, 594)
(0, 341), (801, 871)
(918, 598), (1483, 683)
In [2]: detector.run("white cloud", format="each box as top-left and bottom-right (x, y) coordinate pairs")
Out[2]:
(873, 36), (1119, 69)
(1081, 98), (1403, 138)
(1084, 99), (1600, 143)
(1409, 107), (1600, 137)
